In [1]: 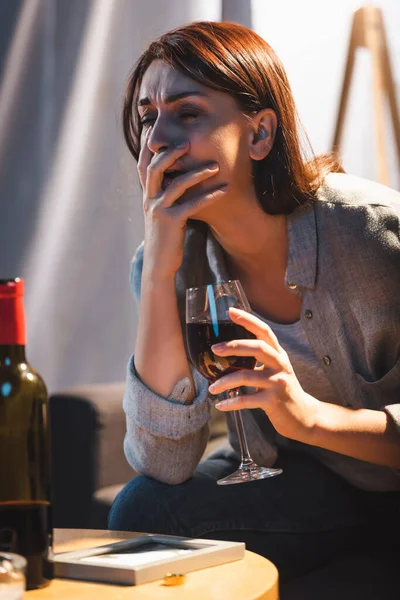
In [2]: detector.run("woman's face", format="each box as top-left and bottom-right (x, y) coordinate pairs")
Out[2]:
(137, 60), (256, 207)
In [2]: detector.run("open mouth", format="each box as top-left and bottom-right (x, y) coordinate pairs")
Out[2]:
(162, 169), (184, 190)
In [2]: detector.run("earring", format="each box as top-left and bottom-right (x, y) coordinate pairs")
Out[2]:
(257, 129), (267, 141)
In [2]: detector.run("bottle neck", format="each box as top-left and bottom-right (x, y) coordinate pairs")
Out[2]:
(0, 345), (27, 365)
(0, 293), (26, 346)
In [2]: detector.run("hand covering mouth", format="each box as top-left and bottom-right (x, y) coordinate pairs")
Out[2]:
(162, 168), (186, 190)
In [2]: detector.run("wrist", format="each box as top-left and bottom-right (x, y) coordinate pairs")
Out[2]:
(297, 393), (325, 445)
(305, 399), (351, 447)
(142, 257), (178, 285)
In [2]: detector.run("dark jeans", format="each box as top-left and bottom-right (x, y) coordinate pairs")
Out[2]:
(108, 447), (400, 581)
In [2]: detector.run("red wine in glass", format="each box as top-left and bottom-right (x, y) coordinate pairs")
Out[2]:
(186, 321), (257, 383)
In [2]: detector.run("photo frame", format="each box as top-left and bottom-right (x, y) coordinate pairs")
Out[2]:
(53, 533), (245, 585)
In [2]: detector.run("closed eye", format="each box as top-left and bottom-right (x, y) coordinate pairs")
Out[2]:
(139, 115), (197, 130)
(140, 117), (156, 127)
(179, 111), (200, 121)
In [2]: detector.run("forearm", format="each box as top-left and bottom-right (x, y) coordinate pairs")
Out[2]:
(306, 399), (400, 468)
(123, 358), (211, 483)
(124, 424), (210, 484)
(134, 272), (193, 400)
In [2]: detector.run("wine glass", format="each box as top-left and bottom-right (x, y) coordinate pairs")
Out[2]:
(185, 280), (282, 485)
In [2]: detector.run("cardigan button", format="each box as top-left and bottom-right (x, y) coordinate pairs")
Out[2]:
(304, 310), (313, 319)
(287, 282), (298, 290)
(323, 356), (332, 366)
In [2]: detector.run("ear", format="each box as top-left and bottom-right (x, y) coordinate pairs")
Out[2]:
(248, 109), (278, 161)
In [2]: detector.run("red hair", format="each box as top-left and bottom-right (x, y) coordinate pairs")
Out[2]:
(123, 21), (343, 214)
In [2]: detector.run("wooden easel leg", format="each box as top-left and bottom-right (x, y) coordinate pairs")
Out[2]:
(331, 5), (400, 187)
(332, 16), (358, 154)
(378, 11), (400, 177)
(365, 6), (389, 185)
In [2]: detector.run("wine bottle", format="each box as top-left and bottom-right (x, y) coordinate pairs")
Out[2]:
(0, 278), (53, 589)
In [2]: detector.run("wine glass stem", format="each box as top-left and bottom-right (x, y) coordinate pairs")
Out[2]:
(230, 389), (253, 466)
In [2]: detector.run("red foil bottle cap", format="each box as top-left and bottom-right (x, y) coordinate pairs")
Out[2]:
(0, 278), (26, 344)
(0, 278), (24, 298)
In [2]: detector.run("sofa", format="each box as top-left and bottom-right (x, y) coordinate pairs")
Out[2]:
(49, 381), (227, 531)
(49, 382), (400, 599)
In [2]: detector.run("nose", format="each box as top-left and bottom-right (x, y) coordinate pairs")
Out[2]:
(146, 117), (172, 155)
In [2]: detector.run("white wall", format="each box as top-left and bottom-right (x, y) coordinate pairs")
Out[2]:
(252, 0), (400, 189)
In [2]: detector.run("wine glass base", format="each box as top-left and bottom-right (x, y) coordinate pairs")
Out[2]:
(217, 464), (283, 485)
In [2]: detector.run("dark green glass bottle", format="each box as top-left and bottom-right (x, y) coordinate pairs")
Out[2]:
(0, 278), (53, 589)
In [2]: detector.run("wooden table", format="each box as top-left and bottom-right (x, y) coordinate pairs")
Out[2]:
(25, 529), (279, 599)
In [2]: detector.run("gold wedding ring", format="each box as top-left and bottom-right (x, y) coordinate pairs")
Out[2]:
(163, 572), (186, 586)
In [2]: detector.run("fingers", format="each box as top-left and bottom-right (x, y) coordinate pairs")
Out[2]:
(145, 143), (189, 198)
(227, 307), (281, 353)
(137, 129), (153, 189)
(211, 338), (281, 370)
(215, 389), (271, 412)
(168, 183), (230, 220)
(160, 163), (220, 209)
(209, 367), (274, 395)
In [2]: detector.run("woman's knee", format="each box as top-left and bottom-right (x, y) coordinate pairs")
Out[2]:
(108, 475), (164, 531)
(107, 474), (196, 534)
(107, 453), (240, 534)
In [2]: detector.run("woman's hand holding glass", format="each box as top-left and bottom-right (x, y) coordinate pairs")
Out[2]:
(210, 307), (320, 442)
(186, 281), (283, 484)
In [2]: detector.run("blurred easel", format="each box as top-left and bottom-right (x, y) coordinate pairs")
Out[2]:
(332, 4), (400, 186)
